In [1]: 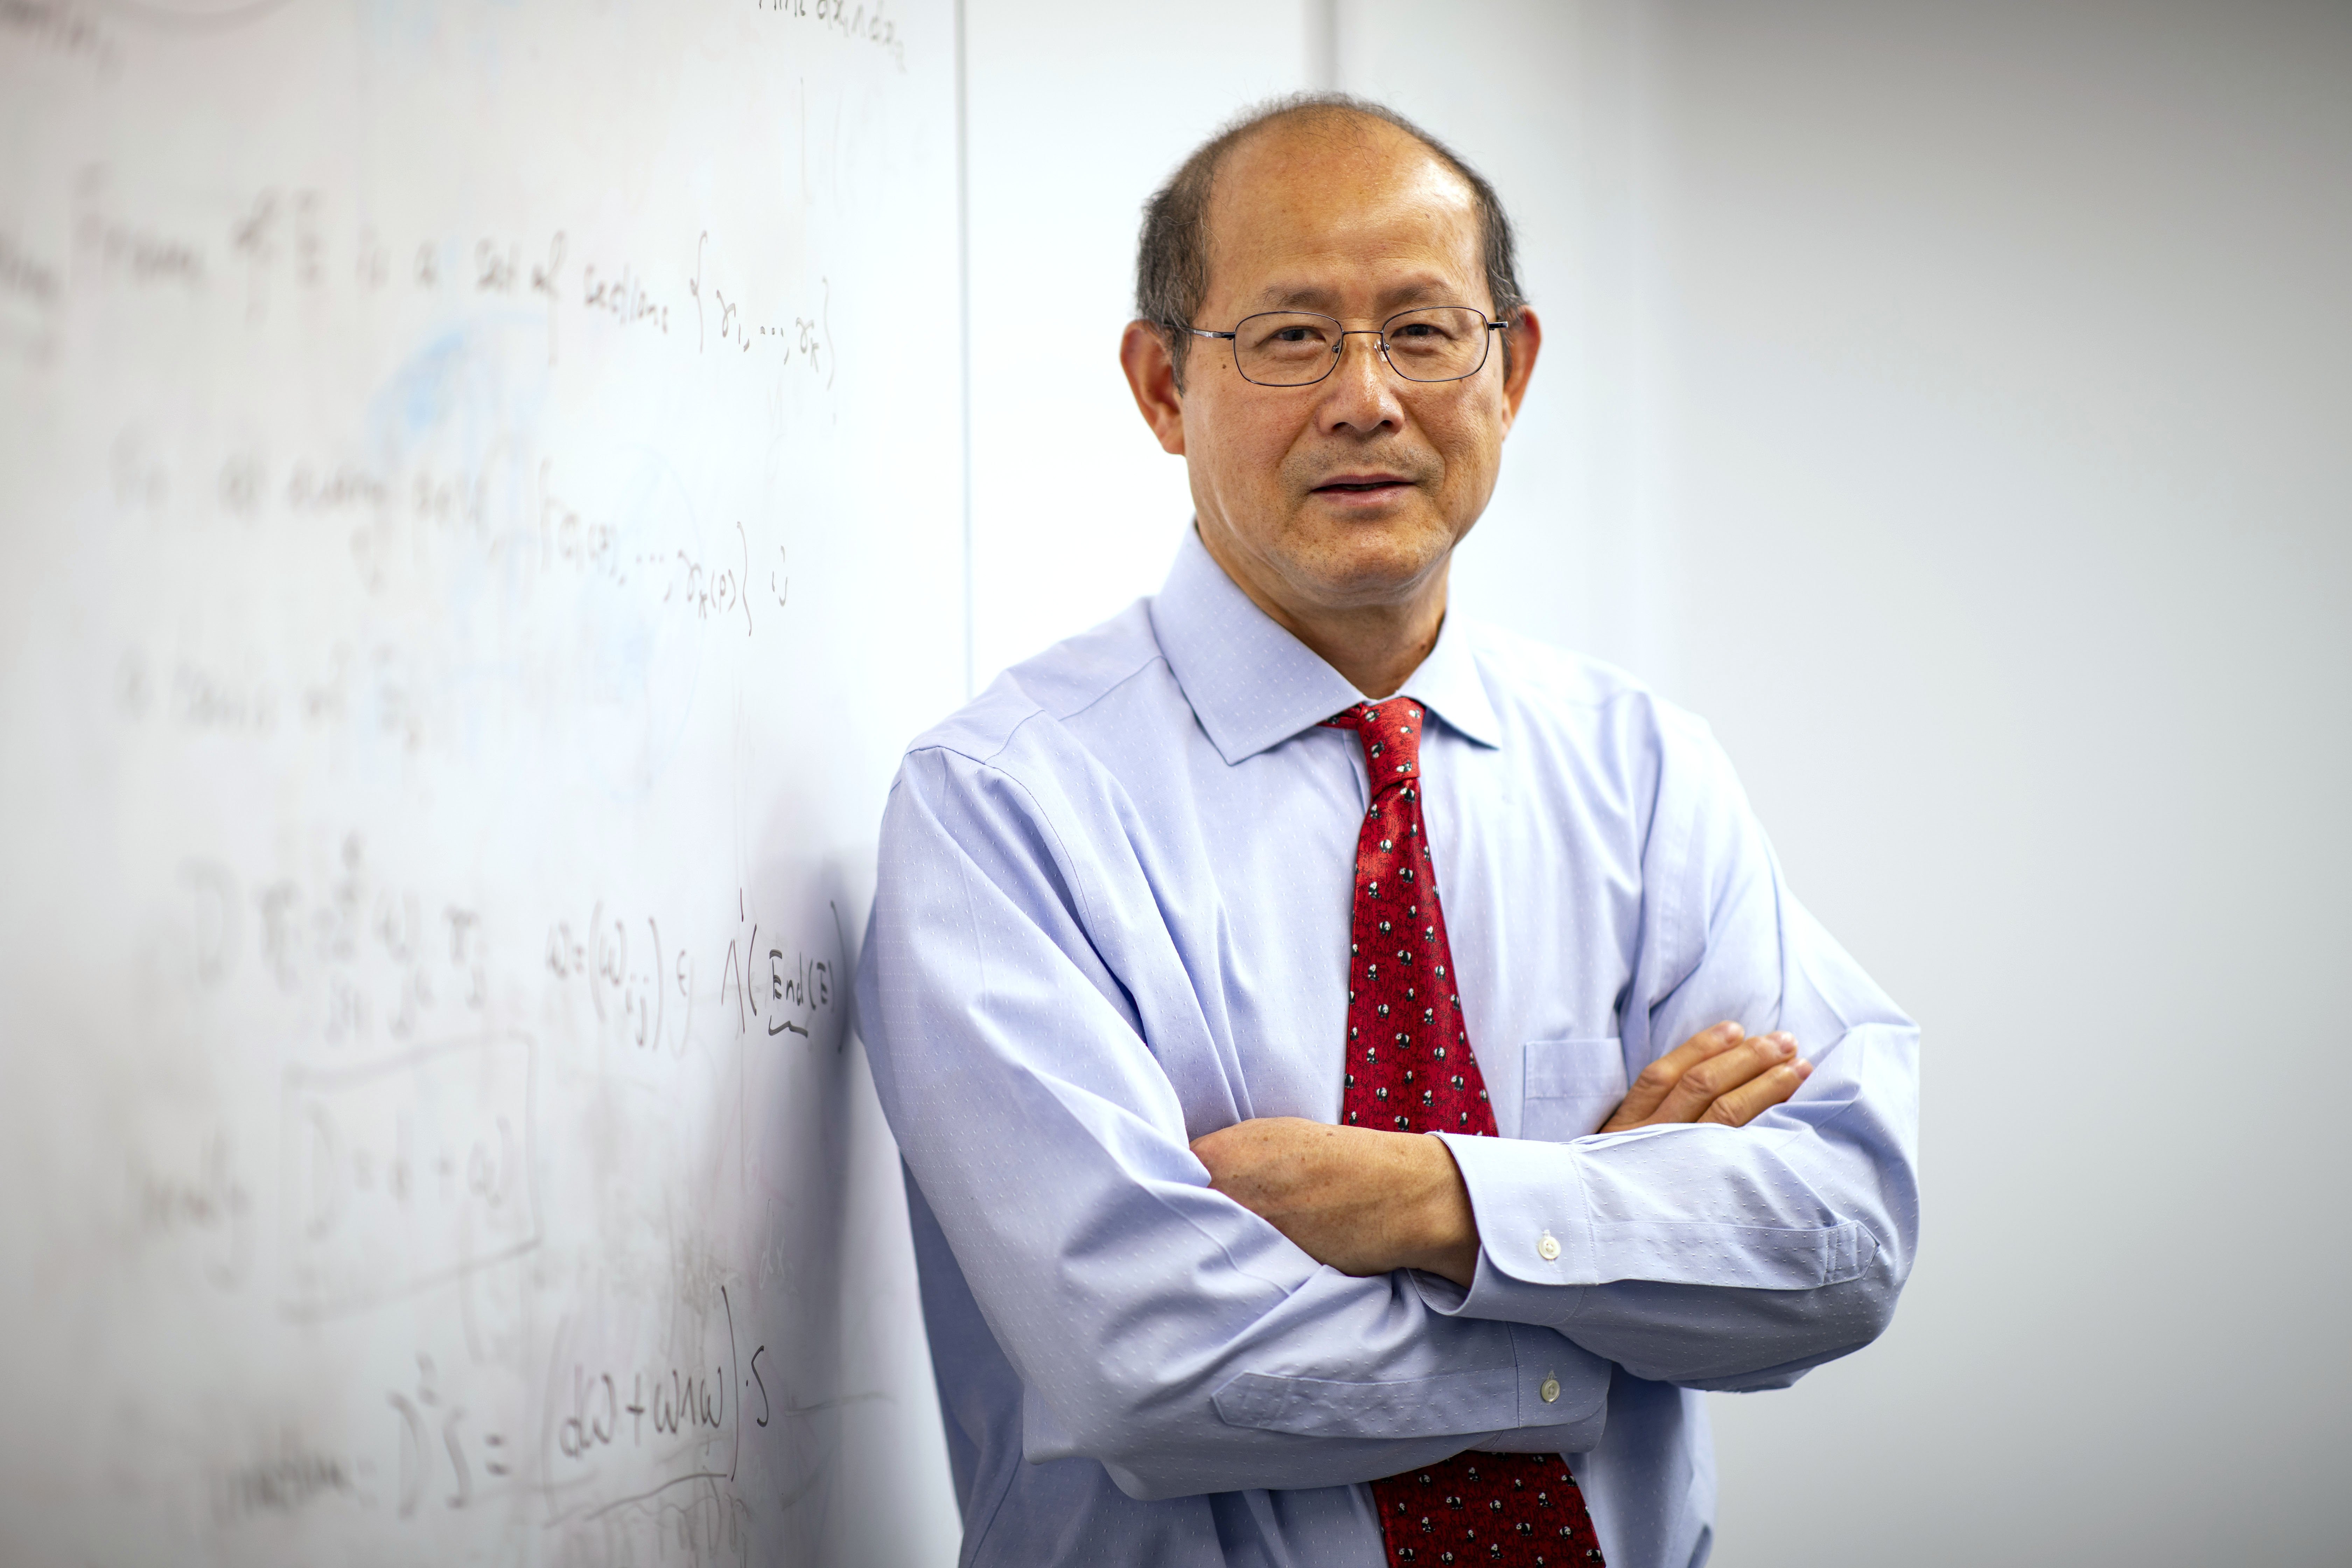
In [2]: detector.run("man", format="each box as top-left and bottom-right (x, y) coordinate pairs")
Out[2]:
(856, 94), (1918, 1568)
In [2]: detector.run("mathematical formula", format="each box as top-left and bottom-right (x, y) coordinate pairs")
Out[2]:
(280, 1032), (540, 1320)
(40, 170), (842, 379)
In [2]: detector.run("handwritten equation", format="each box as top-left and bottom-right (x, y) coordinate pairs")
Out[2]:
(377, 1352), (506, 1518)
(100, 416), (799, 635)
(545, 892), (842, 1056)
(280, 1032), (541, 1321)
(544, 1285), (762, 1538)
(253, 835), (487, 1045)
(44, 170), (840, 380)
(717, 899), (842, 1048)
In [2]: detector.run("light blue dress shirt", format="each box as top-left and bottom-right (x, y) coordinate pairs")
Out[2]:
(856, 532), (1919, 1568)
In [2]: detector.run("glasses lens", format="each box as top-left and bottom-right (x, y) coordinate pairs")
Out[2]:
(1233, 313), (1342, 385)
(1382, 307), (1490, 382)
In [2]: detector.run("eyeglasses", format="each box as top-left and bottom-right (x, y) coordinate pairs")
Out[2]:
(1188, 306), (1506, 387)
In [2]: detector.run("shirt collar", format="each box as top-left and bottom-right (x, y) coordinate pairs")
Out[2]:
(1149, 527), (1504, 765)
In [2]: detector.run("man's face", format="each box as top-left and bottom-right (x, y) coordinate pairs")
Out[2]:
(1169, 120), (1533, 618)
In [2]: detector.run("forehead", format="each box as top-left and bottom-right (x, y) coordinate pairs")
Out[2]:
(1203, 117), (1486, 313)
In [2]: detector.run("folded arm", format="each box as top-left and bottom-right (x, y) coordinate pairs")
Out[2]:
(1191, 1021), (1813, 1290)
(856, 746), (1612, 1501)
(1199, 720), (1920, 1392)
(1437, 719), (1918, 1388)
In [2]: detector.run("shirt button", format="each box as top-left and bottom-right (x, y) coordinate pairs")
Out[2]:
(1536, 1232), (1561, 1262)
(1539, 1377), (1561, 1404)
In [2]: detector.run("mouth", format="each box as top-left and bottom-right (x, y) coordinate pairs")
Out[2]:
(1310, 472), (1416, 501)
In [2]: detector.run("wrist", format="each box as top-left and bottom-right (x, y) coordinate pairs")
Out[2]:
(1405, 1134), (1481, 1286)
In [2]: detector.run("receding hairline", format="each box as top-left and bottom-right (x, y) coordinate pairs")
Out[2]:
(1201, 107), (1486, 266)
(1135, 92), (1527, 384)
(1216, 102), (1478, 184)
(1195, 118), (1486, 317)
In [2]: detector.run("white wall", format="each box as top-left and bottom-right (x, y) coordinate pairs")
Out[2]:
(1611, 6), (2352, 1564)
(1334, 0), (1681, 680)
(962, 0), (1322, 687)
(958, 3), (2352, 1563)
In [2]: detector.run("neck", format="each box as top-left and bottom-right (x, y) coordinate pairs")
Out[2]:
(1196, 524), (1448, 700)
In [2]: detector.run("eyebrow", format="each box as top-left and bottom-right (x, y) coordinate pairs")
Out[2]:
(1249, 275), (1475, 315)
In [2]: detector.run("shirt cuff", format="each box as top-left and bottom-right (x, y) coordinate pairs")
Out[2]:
(1427, 1131), (1595, 1326)
(1427, 1129), (1884, 1315)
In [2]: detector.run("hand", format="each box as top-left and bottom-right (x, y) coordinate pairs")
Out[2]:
(1600, 1021), (1811, 1133)
(1189, 1118), (1480, 1287)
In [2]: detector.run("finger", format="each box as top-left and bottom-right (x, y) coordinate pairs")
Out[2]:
(1651, 1031), (1796, 1124)
(1612, 1022), (1748, 1125)
(1700, 1056), (1814, 1128)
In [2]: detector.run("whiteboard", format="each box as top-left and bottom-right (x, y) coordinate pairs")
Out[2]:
(0, 2), (964, 1562)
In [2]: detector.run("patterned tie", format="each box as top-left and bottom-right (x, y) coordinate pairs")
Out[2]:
(1326, 700), (1606, 1568)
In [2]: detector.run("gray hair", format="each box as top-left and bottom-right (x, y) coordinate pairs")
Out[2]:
(1134, 92), (1528, 387)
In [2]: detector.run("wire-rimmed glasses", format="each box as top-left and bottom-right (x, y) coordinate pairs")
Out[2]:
(1188, 306), (1506, 387)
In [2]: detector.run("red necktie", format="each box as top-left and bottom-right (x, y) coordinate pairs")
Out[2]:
(1326, 700), (1606, 1568)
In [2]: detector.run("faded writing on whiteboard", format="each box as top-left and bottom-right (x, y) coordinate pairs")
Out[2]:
(545, 902), (696, 1058)
(280, 1032), (541, 1321)
(58, 174), (838, 379)
(753, 0), (906, 71)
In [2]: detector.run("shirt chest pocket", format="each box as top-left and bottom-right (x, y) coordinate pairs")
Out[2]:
(1519, 1037), (1628, 1142)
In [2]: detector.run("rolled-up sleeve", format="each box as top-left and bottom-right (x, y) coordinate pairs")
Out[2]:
(1423, 715), (1921, 1392)
(858, 743), (1613, 1501)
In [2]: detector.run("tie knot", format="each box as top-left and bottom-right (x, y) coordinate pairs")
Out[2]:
(1323, 700), (1424, 788)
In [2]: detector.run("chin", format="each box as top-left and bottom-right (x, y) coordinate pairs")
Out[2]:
(1282, 517), (1454, 604)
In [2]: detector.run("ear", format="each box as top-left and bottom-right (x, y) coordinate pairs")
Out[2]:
(1497, 306), (1542, 436)
(1120, 320), (1188, 456)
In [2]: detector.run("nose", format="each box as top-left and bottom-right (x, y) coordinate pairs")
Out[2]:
(1318, 329), (1403, 434)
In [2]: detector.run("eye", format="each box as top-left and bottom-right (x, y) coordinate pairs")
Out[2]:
(1240, 315), (1337, 355)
